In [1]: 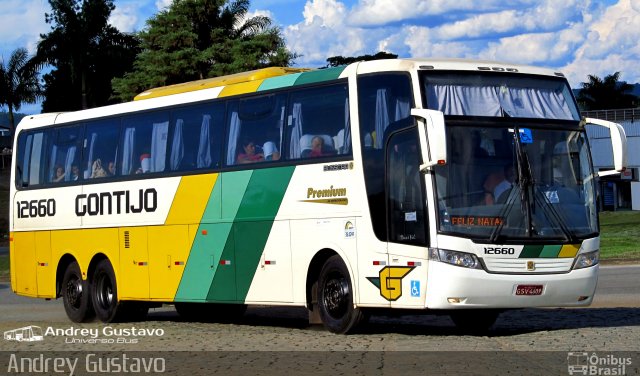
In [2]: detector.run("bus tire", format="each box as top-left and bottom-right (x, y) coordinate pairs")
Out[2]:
(91, 259), (122, 323)
(62, 261), (95, 322)
(450, 310), (500, 334)
(317, 255), (364, 334)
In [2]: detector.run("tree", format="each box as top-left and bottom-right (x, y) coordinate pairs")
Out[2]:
(112, 0), (296, 102)
(35, 0), (140, 112)
(0, 48), (42, 135)
(577, 72), (638, 110)
(325, 51), (398, 68)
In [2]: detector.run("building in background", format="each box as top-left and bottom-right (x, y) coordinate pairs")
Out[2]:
(584, 108), (639, 211)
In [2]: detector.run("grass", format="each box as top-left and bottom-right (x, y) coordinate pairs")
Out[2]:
(598, 211), (640, 261)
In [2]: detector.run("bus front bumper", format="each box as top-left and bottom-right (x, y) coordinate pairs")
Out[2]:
(425, 261), (598, 309)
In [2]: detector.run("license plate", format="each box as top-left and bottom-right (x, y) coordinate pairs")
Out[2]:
(516, 285), (543, 296)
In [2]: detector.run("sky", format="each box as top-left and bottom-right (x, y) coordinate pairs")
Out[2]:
(0, 0), (639, 115)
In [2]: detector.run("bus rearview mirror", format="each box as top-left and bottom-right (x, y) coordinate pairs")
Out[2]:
(411, 108), (447, 171)
(583, 117), (628, 177)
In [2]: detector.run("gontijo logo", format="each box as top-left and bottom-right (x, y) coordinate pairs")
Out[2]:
(367, 266), (415, 301)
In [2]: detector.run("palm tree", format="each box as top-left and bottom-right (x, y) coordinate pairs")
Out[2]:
(35, 0), (139, 111)
(0, 48), (42, 136)
(112, 0), (296, 101)
(577, 72), (637, 110)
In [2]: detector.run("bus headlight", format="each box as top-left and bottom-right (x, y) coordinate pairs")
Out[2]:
(573, 250), (599, 270)
(429, 248), (482, 269)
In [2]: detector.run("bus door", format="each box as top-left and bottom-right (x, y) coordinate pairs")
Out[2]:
(385, 127), (429, 308)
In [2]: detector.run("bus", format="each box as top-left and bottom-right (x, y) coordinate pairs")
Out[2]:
(4, 325), (44, 342)
(10, 59), (627, 333)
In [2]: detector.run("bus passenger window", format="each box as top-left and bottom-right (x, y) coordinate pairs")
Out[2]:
(287, 83), (350, 160)
(225, 94), (287, 166)
(83, 118), (120, 179)
(121, 111), (169, 175)
(169, 103), (224, 171)
(46, 126), (83, 184)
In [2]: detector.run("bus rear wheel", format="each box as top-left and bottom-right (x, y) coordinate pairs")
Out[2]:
(91, 259), (136, 323)
(62, 261), (95, 322)
(317, 255), (364, 334)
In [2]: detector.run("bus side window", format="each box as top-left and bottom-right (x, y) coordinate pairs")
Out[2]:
(83, 118), (121, 179)
(357, 72), (414, 242)
(46, 126), (83, 184)
(225, 94), (287, 166)
(387, 129), (426, 244)
(169, 102), (224, 171)
(287, 83), (351, 160)
(15, 131), (47, 187)
(120, 111), (169, 175)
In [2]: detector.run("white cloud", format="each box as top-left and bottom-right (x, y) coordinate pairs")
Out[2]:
(561, 0), (640, 86)
(302, 0), (346, 27)
(0, 0), (50, 56)
(110, 5), (139, 32)
(155, 0), (173, 10)
(349, 0), (533, 27)
(286, 0), (370, 65)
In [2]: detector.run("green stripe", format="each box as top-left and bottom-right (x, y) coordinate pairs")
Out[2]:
(258, 73), (302, 91)
(520, 245), (544, 258)
(294, 67), (345, 86)
(207, 166), (295, 302)
(539, 245), (562, 258)
(175, 171), (253, 301)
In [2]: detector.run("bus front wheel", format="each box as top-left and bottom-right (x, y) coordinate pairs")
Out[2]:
(62, 261), (95, 322)
(317, 255), (364, 334)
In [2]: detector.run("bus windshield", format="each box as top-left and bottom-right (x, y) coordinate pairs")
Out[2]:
(421, 72), (596, 241)
(433, 123), (598, 241)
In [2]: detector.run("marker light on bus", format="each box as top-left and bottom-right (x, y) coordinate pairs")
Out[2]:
(429, 248), (482, 269)
(573, 250), (599, 270)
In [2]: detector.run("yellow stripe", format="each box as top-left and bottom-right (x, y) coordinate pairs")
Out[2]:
(165, 173), (218, 225)
(219, 80), (264, 97)
(558, 244), (581, 258)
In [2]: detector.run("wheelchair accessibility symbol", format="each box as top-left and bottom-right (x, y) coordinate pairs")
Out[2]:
(410, 280), (420, 297)
(518, 128), (533, 144)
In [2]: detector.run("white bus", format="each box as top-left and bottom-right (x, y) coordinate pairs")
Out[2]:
(10, 59), (627, 333)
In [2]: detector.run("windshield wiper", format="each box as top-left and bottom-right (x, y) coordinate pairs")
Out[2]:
(489, 128), (531, 242)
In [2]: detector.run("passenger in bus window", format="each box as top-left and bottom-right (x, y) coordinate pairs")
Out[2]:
(263, 141), (280, 161)
(53, 165), (65, 182)
(90, 159), (108, 178)
(237, 140), (264, 164)
(309, 136), (336, 157)
(71, 165), (81, 181)
(107, 161), (116, 176)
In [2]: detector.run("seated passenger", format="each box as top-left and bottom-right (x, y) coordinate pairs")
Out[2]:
(107, 161), (116, 176)
(71, 165), (81, 181)
(237, 140), (264, 164)
(90, 159), (108, 178)
(263, 141), (280, 161)
(309, 136), (336, 158)
(53, 165), (65, 182)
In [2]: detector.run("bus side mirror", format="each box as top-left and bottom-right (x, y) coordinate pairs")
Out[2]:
(411, 108), (447, 171)
(583, 117), (628, 177)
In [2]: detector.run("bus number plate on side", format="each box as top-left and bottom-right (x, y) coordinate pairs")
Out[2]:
(515, 285), (543, 296)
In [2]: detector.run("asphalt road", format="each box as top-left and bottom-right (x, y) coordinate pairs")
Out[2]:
(0, 265), (638, 375)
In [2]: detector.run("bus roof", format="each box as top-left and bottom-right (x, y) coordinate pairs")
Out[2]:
(134, 67), (311, 101)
